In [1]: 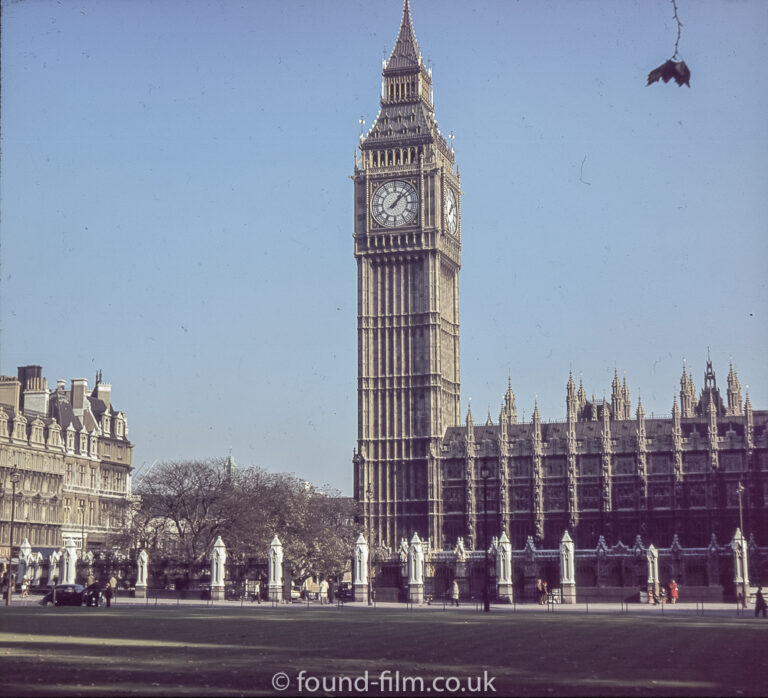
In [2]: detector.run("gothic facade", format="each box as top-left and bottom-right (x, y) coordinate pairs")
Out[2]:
(0, 365), (133, 558)
(353, 1), (768, 553)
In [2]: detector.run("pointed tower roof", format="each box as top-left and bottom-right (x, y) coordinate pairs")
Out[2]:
(384, 0), (424, 73)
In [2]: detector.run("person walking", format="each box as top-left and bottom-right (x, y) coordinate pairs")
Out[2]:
(104, 582), (114, 608)
(319, 578), (329, 605)
(669, 579), (679, 604)
(755, 587), (767, 618)
(535, 579), (544, 605)
(451, 579), (460, 607)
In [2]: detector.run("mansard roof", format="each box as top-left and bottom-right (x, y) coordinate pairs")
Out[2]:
(87, 395), (118, 418)
(49, 392), (82, 432)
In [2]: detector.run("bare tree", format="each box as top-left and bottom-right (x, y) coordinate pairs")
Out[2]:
(130, 458), (358, 582)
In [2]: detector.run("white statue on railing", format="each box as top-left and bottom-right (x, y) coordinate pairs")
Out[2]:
(731, 528), (749, 607)
(496, 532), (512, 585)
(62, 537), (78, 585)
(353, 533), (369, 586)
(268, 535), (283, 602)
(17, 539), (32, 584)
(560, 530), (576, 604)
(210, 536), (227, 599)
(137, 549), (149, 587)
(560, 531), (575, 584)
(408, 533), (424, 585)
(407, 532), (425, 604)
(353, 533), (370, 603)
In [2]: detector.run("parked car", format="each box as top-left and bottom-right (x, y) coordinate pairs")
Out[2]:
(83, 582), (110, 606)
(39, 584), (86, 607)
(335, 583), (354, 600)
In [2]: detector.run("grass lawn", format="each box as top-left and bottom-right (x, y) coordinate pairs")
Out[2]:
(0, 605), (765, 696)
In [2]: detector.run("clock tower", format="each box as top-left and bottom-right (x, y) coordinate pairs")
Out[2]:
(353, 0), (460, 549)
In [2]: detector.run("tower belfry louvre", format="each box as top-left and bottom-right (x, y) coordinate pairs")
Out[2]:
(353, 0), (461, 549)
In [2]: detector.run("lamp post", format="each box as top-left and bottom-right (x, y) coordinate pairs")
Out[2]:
(736, 481), (747, 608)
(4, 465), (21, 606)
(479, 463), (491, 612)
(366, 485), (373, 606)
(79, 501), (86, 558)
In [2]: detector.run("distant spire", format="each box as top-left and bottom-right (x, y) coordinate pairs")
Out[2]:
(636, 395), (645, 420)
(225, 447), (237, 480)
(503, 375), (517, 422)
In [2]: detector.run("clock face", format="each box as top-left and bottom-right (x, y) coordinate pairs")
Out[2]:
(445, 187), (458, 235)
(371, 180), (418, 228)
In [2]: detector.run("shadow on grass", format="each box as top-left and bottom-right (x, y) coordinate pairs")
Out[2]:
(0, 607), (764, 696)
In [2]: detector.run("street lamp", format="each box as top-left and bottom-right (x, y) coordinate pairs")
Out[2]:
(479, 463), (491, 612)
(736, 481), (747, 608)
(366, 485), (373, 606)
(4, 465), (21, 607)
(79, 501), (86, 558)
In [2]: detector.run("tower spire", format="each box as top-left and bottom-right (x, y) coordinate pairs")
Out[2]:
(384, 0), (424, 73)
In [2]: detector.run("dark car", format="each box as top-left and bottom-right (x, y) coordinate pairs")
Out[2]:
(335, 583), (354, 600)
(83, 582), (110, 606)
(40, 584), (86, 607)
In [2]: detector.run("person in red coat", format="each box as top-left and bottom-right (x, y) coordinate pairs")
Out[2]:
(669, 579), (679, 604)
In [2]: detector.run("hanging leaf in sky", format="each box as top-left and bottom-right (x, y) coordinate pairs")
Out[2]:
(647, 59), (691, 87)
(647, 0), (691, 88)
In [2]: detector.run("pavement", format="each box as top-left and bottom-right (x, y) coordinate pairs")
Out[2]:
(9, 595), (760, 618)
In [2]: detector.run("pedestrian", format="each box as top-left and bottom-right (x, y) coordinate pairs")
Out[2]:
(535, 579), (544, 605)
(451, 579), (460, 607)
(104, 582), (113, 608)
(21, 580), (29, 599)
(669, 579), (679, 604)
(755, 586), (767, 618)
(319, 578), (329, 605)
(543, 580), (549, 604)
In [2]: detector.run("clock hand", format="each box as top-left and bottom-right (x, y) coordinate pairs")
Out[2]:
(389, 193), (404, 209)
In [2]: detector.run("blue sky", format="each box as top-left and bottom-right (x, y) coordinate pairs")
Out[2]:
(2, 0), (766, 495)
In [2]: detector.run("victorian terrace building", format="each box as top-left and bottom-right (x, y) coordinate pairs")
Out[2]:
(0, 365), (133, 558)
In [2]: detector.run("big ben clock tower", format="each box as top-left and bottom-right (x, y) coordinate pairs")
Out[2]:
(353, 0), (460, 550)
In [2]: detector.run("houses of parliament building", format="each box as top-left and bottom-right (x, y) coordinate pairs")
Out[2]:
(352, 1), (767, 554)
